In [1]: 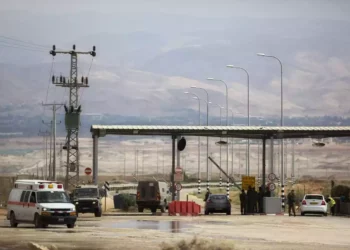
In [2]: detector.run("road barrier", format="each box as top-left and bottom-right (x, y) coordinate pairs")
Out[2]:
(168, 201), (201, 216)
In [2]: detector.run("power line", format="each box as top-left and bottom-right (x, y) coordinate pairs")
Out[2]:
(0, 43), (47, 53)
(80, 58), (94, 103)
(0, 35), (50, 49)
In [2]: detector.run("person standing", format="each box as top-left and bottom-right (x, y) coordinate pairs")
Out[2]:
(327, 196), (336, 216)
(258, 186), (264, 213)
(252, 188), (258, 213)
(247, 186), (253, 214)
(239, 189), (247, 215)
(287, 189), (296, 216)
(204, 189), (211, 202)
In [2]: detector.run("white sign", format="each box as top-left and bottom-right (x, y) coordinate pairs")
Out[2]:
(174, 167), (184, 182)
(268, 173), (276, 181)
(175, 167), (183, 174)
(268, 182), (276, 191)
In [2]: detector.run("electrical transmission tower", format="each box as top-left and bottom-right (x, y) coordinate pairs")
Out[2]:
(50, 44), (96, 189)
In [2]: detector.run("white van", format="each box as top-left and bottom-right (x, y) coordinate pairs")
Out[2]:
(7, 180), (77, 228)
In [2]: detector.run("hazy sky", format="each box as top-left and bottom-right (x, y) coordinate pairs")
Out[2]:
(1, 0), (350, 20)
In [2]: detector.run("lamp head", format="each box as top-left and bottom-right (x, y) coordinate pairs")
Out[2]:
(226, 65), (235, 68)
(257, 53), (266, 56)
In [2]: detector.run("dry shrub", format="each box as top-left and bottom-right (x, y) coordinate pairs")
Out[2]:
(161, 237), (235, 250)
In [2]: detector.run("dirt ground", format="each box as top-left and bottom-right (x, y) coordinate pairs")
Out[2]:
(0, 207), (350, 250)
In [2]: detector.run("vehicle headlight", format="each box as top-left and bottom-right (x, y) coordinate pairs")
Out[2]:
(42, 207), (48, 211)
(71, 207), (76, 211)
(92, 201), (96, 204)
(75, 202), (79, 205)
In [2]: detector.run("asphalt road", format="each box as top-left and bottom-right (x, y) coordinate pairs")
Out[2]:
(0, 210), (350, 250)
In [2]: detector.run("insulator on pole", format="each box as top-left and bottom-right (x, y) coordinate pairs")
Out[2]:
(81, 76), (84, 83)
(53, 45), (56, 51)
(60, 75), (63, 82)
(73, 44), (76, 50)
(70, 106), (74, 113)
(86, 77), (88, 85)
(93, 46), (96, 51)
(52, 75), (55, 84)
(63, 77), (66, 84)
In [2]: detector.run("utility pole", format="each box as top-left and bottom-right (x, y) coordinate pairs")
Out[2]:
(42, 119), (61, 180)
(38, 130), (50, 179)
(59, 143), (63, 179)
(50, 44), (96, 189)
(42, 120), (52, 179)
(42, 103), (64, 180)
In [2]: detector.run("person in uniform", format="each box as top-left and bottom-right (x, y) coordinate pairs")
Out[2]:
(252, 187), (258, 213)
(287, 189), (296, 216)
(258, 186), (264, 213)
(247, 186), (253, 214)
(239, 189), (246, 215)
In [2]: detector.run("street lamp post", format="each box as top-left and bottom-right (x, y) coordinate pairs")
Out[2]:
(207, 78), (230, 198)
(226, 65), (250, 176)
(257, 52), (284, 209)
(184, 91), (202, 194)
(191, 86), (210, 191)
(210, 103), (224, 187)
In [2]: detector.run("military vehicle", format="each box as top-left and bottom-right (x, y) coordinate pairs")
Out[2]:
(71, 185), (102, 217)
(136, 181), (171, 213)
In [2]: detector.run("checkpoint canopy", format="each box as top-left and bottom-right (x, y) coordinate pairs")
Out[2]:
(90, 125), (350, 139)
(90, 125), (350, 186)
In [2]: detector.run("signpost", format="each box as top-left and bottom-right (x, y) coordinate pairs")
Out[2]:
(85, 167), (92, 175)
(268, 182), (276, 191)
(175, 183), (182, 191)
(103, 181), (110, 212)
(174, 167), (184, 182)
(242, 175), (256, 190)
(268, 173), (276, 182)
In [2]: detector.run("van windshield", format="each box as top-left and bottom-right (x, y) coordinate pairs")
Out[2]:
(73, 188), (98, 198)
(37, 191), (70, 203)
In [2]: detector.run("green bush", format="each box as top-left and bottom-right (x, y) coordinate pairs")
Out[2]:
(119, 194), (136, 211)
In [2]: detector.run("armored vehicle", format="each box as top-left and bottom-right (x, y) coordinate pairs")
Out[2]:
(71, 185), (102, 217)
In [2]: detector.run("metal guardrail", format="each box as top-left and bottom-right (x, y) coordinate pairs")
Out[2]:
(108, 182), (242, 192)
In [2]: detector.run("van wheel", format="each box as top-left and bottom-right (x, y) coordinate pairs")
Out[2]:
(67, 224), (75, 228)
(138, 207), (144, 213)
(151, 207), (157, 213)
(226, 209), (231, 215)
(204, 210), (209, 215)
(10, 212), (18, 228)
(34, 214), (43, 228)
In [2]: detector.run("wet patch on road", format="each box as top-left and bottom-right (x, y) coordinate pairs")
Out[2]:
(104, 220), (192, 233)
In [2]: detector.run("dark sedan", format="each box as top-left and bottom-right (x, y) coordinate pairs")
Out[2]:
(204, 194), (231, 215)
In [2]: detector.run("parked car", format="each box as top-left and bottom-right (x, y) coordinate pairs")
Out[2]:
(204, 194), (231, 215)
(300, 194), (327, 216)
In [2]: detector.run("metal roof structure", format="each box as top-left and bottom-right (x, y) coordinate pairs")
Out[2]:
(90, 125), (350, 139)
